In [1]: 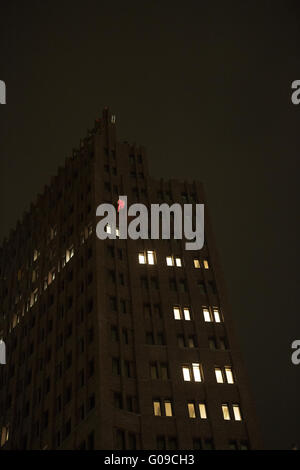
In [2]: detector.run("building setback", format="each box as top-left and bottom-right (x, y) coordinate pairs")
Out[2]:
(0, 109), (261, 450)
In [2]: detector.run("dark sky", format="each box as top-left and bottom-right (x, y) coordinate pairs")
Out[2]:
(1, 1), (300, 450)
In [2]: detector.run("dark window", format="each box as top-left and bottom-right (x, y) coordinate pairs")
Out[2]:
(203, 438), (214, 450)
(112, 358), (120, 375)
(122, 329), (128, 344)
(88, 358), (95, 378)
(111, 326), (119, 342)
(150, 363), (158, 379)
(168, 437), (178, 450)
(64, 384), (72, 404)
(43, 410), (49, 429)
(143, 303), (151, 318)
(146, 332), (154, 345)
(157, 333), (165, 345)
(198, 280), (206, 295)
(78, 369), (85, 388)
(161, 364), (169, 380)
(87, 431), (95, 450)
(151, 277), (158, 289)
(179, 279), (187, 293)
(116, 429), (125, 450)
(107, 245), (114, 258)
(64, 419), (71, 438)
(120, 299), (126, 313)
(188, 336), (196, 348)
(88, 393), (95, 411)
(109, 296), (117, 311)
(177, 335), (185, 348)
(220, 337), (228, 350)
(193, 438), (202, 450)
(128, 433), (137, 450)
(157, 436), (166, 450)
(114, 392), (122, 409)
(154, 304), (162, 317)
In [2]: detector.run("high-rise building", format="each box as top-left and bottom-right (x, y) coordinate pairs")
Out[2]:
(0, 109), (261, 450)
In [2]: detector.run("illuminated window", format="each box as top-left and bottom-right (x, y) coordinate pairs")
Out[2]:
(233, 404), (242, 421)
(139, 251), (156, 265)
(147, 251), (155, 265)
(215, 368), (224, 383)
(203, 308), (211, 322)
(105, 224), (112, 234)
(66, 246), (74, 263)
(183, 308), (191, 321)
(183, 363), (202, 382)
(203, 259), (209, 269)
(193, 259), (200, 268)
(222, 404), (230, 421)
(166, 255), (182, 267)
(188, 403), (196, 418)
(138, 253), (146, 264)
(153, 400), (161, 416)
(33, 249), (40, 261)
(166, 256), (173, 266)
(192, 363), (202, 382)
(0, 426), (9, 447)
(48, 268), (56, 286)
(164, 400), (173, 417)
(173, 307), (181, 320)
(225, 367), (234, 384)
(12, 313), (18, 329)
(199, 403), (207, 419)
(182, 366), (191, 382)
(213, 308), (221, 323)
(30, 288), (38, 307)
(173, 306), (191, 320)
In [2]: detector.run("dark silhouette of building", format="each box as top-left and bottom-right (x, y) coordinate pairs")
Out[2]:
(0, 109), (261, 450)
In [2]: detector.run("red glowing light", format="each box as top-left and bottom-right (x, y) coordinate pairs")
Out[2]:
(118, 199), (125, 212)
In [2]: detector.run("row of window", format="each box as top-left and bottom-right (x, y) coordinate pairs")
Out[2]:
(111, 360), (234, 385)
(114, 430), (248, 450)
(138, 250), (209, 270)
(111, 324), (227, 351)
(173, 305), (222, 323)
(153, 400), (242, 421)
(182, 364), (235, 384)
(140, 276), (213, 297)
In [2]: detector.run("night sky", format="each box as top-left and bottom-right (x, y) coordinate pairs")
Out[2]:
(1, 1), (300, 449)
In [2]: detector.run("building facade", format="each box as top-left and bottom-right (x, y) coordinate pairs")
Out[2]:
(0, 109), (261, 450)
